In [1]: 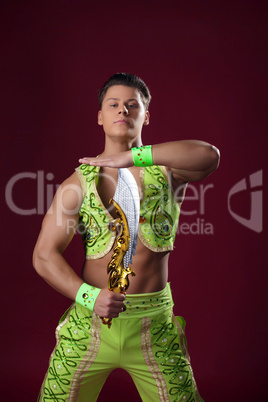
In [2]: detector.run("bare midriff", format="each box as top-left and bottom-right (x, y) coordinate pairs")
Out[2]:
(82, 237), (170, 294)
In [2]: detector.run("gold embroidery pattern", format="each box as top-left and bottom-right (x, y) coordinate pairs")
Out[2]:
(141, 317), (169, 401)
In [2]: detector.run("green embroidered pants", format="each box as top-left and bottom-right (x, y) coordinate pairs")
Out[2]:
(38, 283), (203, 402)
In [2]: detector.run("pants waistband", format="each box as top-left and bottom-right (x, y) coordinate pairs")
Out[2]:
(118, 282), (174, 319)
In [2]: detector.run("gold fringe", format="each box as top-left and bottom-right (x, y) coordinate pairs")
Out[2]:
(69, 312), (102, 401)
(141, 317), (169, 401)
(75, 167), (87, 199)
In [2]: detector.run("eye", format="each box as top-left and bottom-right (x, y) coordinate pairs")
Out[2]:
(110, 103), (117, 107)
(128, 103), (138, 108)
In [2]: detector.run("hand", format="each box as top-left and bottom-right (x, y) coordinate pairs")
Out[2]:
(93, 289), (126, 318)
(79, 150), (133, 168)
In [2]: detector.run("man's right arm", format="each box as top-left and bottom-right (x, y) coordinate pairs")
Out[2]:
(33, 172), (84, 299)
(32, 171), (125, 317)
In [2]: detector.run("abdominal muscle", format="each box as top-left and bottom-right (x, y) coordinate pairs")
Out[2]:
(81, 237), (170, 294)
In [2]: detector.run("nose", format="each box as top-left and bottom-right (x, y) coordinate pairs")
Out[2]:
(119, 105), (128, 115)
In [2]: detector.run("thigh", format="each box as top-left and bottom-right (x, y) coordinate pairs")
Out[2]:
(125, 312), (203, 402)
(38, 305), (110, 402)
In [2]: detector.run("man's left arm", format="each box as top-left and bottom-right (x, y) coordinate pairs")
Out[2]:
(151, 140), (220, 182)
(79, 140), (220, 183)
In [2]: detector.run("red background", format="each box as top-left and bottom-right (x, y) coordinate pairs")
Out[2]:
(1, 1), (267, 400)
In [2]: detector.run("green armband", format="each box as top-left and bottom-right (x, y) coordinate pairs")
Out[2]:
(75, 283), (101, 311)
(131, 145), (153, 167)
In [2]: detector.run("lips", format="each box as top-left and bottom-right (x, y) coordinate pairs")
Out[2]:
(115, 119), (129, 124)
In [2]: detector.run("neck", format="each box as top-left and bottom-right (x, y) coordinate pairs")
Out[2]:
(102, 136), (143, 156)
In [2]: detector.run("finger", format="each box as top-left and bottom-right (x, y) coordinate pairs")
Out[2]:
(108, 312), (121, 318)
(79, 157), (103, 162)
(111, 305), (125, 312)
(91, 158), (117, 167)
(102, 313), (118, 319)
(79, 157), (116, 167)
(112, 293), (126, 301)
(89, 159), (111, 166)
(78, 157), (94, 164)
(109, 299), (125, 308)
(105, 305), (125, 318)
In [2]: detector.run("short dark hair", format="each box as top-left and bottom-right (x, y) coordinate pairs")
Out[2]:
(98, 73), (151, 110)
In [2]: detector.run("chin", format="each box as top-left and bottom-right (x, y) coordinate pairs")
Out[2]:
(109, 130), (137, 140)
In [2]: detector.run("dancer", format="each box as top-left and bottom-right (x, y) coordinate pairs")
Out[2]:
(33, 72), (220, 401)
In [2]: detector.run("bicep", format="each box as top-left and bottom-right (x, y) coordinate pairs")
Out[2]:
(34, 174), (83, 256)
(169, 143), (220, 182)
(37, 210), (79, 255)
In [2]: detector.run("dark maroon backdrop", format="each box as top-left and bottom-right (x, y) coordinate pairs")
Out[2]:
(1, 1), (267, 401)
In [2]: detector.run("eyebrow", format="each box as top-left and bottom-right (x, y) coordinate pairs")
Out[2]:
(106, 97), (139, 102)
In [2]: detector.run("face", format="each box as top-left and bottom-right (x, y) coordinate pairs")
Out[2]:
(98, 85), (149, 140)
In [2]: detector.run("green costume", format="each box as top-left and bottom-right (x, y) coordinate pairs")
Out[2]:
(38, 166), (203, 401)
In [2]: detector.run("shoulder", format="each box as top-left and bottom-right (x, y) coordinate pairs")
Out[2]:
(60, 171), (83, 195)
(49, 171), (84, 214)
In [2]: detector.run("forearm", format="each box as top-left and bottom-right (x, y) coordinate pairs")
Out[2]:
(33, 249), (83, 301)
(151, 140), (220, 182)
(79, 140), (220, 182)
(33, 249), (126, 318)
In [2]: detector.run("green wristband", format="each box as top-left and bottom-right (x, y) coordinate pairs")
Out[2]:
(131, 145), (153, 167)
(75, 283), (101, 312)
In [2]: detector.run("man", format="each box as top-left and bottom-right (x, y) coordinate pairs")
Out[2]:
(33, 73), (220, 401)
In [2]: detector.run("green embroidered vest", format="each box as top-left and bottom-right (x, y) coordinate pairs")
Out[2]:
(75, 164), (180, 259)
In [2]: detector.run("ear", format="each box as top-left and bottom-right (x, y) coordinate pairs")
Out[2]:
(143, 110), (150, 126)
(98, 110), (103, 126)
